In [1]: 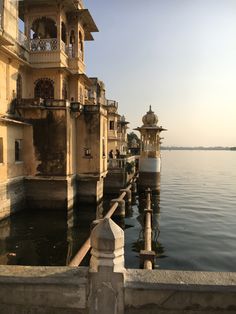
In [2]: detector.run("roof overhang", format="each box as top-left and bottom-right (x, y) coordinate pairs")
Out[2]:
(72, 73), (93, 87)
(67, 9), (99, 41)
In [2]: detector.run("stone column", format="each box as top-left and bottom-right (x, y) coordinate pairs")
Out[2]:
(88, 218), (125, 314)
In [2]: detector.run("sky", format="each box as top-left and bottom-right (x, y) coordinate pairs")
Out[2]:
(84, 0), (236, 147)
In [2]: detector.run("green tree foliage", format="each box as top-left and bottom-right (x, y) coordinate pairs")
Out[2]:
(127, 132), (140, 148)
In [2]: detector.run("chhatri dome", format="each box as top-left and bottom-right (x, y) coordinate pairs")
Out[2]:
(142, 105), (158, 127)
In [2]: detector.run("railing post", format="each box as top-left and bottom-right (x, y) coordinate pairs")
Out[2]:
(140, 188), (156, 269)
(89, 218), (125, 314)
(110, 199), (125, 217)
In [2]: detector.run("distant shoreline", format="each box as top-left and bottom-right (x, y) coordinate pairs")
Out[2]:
(161, 147), (236, 151)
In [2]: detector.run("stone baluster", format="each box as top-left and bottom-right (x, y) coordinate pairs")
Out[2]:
(89, 218), (125, 314)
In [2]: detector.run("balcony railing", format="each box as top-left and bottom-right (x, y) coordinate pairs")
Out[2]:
(106, 100), (118, 108)
(16, 98), (69, 108)
(30, 38), (58, 52)
(18, 30), (29, 49)
(67, 46), (83, 59)
(17, 35), (82, 59)
(108, 156), (136, 170)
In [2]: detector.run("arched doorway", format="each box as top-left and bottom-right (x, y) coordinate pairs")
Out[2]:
(34, 78), (54, 99)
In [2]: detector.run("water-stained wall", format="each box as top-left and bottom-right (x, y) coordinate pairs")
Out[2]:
(21, 108), (67, 176)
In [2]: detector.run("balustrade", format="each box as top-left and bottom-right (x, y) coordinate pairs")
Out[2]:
(30, 38), (58, 52)
(108, 156), (136, 170)
(17, 31), (29, 49)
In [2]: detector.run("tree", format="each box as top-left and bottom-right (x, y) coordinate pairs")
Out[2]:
(127, 132), (140, 148)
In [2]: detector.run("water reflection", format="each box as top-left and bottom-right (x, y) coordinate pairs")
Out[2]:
(0, 210), (68, 266)
(0, 190), (165, 268)
(0, 201), (105, 266)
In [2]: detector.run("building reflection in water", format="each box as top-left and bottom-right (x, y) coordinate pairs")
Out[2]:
(66, 201), (103, 265)
(0, 201), (103, 266)
(0, 191), (164, 267)
(132, 190), (165, 266)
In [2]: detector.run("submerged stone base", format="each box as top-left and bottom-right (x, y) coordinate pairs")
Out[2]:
(25, 175), (77, 210)
(77, 177), (104, 204)
(0, 177), (25, 220)
(0, 173), (106, 219)
(138, 171), (161, 192)
(104, 170), (134, 194)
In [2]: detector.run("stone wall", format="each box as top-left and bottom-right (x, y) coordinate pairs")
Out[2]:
(0, 176), (25, 220)
(25, 175), (76, 210)
(125, 269), (236, 314)
(0, 266), (88, 314)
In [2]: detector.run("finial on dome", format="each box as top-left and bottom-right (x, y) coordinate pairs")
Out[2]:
(149, 105), (153, 113)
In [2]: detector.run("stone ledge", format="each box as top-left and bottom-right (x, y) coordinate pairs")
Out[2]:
(0, 265), (88, 285)
(125, 269), (236, 291)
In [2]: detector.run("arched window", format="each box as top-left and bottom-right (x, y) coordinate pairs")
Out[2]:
(16, 74), (22, 100)
(34, 78), (54, 99)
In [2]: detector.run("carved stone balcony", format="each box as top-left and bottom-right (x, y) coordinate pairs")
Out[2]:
(28, 38), (68, 68)
(30, 38), (58, 52)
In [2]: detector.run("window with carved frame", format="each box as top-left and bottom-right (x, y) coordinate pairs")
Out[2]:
(34, 78), (54, 99)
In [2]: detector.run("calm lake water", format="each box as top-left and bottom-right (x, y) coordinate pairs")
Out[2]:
(0, 151), (236, 271)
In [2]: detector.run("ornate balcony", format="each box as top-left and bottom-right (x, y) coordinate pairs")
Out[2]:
(30, 38), (58, 52)
(28, 38), (68, 68)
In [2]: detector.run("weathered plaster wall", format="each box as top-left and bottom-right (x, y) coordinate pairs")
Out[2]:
(77, 110), (101, 175)
(0, 54), (19, 114)
(23, 69), (62, 99)
(22, 109), (67, 176)
(2, 0), (18, 41)
(0, 122), (35, 180)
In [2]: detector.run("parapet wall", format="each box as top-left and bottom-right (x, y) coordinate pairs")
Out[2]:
(0, 266), (236, 313)
(125, 269), (236, 313)
(0, 266), (88, 314)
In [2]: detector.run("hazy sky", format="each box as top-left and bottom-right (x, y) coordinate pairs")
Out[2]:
(84, 0), (236, 146)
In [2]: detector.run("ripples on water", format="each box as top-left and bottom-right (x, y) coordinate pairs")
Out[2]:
(152, 151), (236, 271)
(0, 151), (236, 271)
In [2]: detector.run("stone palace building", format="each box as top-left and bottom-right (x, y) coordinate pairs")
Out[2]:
(0, 0), (128, 220)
